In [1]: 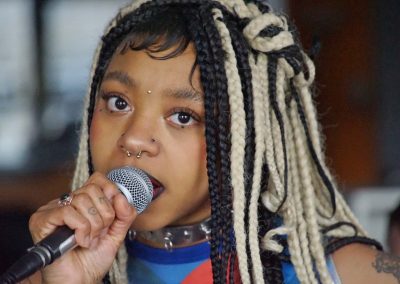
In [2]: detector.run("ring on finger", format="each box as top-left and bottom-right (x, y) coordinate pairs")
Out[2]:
(58, 192), (73, 207)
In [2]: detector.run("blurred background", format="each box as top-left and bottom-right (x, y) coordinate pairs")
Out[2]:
(0, 0), (399, 273)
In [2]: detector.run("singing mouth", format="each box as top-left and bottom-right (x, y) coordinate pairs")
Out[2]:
(149, 176), (165, 200)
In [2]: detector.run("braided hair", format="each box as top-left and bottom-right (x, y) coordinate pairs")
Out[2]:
(72, 1), (380, 283)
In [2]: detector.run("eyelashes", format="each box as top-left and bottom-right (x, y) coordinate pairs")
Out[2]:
(99, 91), (203, 128)
(166, 107), (201, 127)
(99, 92), (131, 113)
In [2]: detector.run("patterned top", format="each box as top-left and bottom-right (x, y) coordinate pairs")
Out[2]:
(126, 239), (342, 284)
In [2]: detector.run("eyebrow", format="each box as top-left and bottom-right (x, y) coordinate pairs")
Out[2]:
(102, 70), (203, 102)
(103, 71), (135, 87)
(165, 88), (203, 102)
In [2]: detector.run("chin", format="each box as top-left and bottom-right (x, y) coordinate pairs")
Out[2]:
(130, 212), (169, 231)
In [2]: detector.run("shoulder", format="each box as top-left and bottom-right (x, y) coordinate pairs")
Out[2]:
(332, 243), (400, 283)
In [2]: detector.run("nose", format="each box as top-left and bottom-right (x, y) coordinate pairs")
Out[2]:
(118, 116), (160, 159)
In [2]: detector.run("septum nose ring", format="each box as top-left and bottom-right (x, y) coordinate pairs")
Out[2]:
(124, 149), (142, 159)
(121, 136), (156, 159)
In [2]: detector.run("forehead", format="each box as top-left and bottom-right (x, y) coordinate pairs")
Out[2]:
(102, 43), (201, 92)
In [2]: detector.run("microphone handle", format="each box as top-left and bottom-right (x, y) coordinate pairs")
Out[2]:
(0, 226), (76, 284)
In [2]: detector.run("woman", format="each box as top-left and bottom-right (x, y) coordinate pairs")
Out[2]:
(26, 0), (399, 283)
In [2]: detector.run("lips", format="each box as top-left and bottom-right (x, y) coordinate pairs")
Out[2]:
(149, 176), (164, 200)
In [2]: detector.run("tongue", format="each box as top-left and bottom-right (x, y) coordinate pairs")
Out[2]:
(152, 186), (164, 200)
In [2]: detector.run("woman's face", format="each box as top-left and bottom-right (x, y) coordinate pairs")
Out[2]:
(90, 43), (210, 231)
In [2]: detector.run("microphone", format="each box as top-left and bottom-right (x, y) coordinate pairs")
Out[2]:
(0, 166), (153, 284)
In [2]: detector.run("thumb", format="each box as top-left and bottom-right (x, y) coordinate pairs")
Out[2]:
(107, 193), (137, 246)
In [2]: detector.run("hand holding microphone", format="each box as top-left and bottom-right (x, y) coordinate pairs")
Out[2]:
(0, 167), (153, 284)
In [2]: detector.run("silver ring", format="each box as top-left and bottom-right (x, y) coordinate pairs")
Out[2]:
(58, 193), (73, 207)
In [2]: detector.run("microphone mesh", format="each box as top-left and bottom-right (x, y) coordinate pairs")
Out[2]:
(107, 166), (153, 214)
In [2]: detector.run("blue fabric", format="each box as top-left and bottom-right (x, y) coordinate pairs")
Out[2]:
(282, 260), (301, 284)
(126, 240), (210, 283)
(126, 239), (210, 264)
(281, 256), (341, 284)
(126, 239), (342, 284)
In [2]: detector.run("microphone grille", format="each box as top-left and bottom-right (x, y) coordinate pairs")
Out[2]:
(107, 166), (153, 213)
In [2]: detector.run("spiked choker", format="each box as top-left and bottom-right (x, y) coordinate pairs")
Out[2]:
(128, 218), (211, 252)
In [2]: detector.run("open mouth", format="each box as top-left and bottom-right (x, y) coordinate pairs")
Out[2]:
(149, 176), (164, 200)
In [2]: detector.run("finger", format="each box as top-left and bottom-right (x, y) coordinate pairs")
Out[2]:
(76, 184), (116, 229)
(107, 193), (137, 245)
(71, 191), (108, 241)
(84, 172), (120, 201)
(29, 205), (92, 248)
(36, 196), (71, 212)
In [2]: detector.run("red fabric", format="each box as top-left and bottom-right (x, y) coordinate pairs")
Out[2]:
(182, 257), (241, 284)
(182, 259), (213, 284)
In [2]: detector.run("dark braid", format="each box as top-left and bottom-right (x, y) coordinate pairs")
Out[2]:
(258, 164), (284, 283)
(321, 221), (358, 236)
(196, 4), (235, 282)
(325, 236), (383, 255)
(204, 16), (233, 284)
(321, 222), (383, 255)
(253, 0), (271, 14)
(186, 5), (225, 282)
(229, 250), (237, 284)
(266, 56), (289, 212)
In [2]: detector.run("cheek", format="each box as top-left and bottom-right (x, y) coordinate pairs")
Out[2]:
(89, 112), (112, 171)
(89, 114), (102, 151)
(197, 139), (208, 183)
(201, 140), (207, 161)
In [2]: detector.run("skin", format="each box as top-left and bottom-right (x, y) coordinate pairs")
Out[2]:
(333, 243), (400, 283)
(28, 44), (211, 283)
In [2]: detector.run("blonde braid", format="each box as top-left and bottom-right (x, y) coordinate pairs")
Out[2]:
(293, 54), (322, 157)
(287, 99), (319, 283)
(274, 58), (291, 186)
(260, 58), (285, 213)
(285, 103), (314, 283)
(212, 8), (250, 283)
(108, 246), (129, 284)
(247, 53), (266, 282)
(292, 97), (332, 283)
(71, 43), (102, 190)
(277, 57), (322, 283)
(271, 105), (285, 181)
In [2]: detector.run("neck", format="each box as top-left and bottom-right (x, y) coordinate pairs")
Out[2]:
(129, 218), (211, 252)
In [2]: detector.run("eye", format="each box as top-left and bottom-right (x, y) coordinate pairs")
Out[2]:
(101, 94), (131, 112)
(167, 109), (200, 127)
